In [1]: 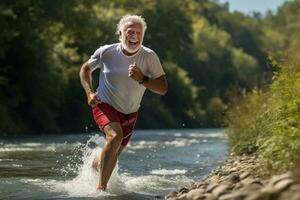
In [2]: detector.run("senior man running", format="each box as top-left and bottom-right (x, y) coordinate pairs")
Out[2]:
(79, 15), (168, 191)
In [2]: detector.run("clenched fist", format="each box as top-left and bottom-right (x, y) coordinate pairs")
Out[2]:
(128, 63), (144, 82)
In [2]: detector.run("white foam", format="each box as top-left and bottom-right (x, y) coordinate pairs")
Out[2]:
(123, 174), (192, 194)
(0, 147), (34, 152)
(164, 138), (199, 147)
(188, 132), (225, 138)
(0, 143), (79, 152)
(127, 141), (159, 150)
(174, 133), (182, 137)
(19, 134), (195, 198)
(150, 169), (187, 175)
(12, 164), (23, 167)
(127, 138), (200, 150)
(53, 135), (128, 197)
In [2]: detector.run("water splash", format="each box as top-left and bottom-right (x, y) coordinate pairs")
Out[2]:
(54, 134), (127, 197)
(49, 134), (194, 198)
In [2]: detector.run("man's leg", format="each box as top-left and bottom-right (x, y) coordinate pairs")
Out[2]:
(97, 122), (123, 190)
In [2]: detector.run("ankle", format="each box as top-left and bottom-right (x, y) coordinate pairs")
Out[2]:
(97, 185), (106, 191)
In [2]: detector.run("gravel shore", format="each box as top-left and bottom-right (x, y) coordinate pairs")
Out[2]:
(164, 155), (300, 200)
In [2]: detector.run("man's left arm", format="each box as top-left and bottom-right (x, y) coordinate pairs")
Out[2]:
(128, 64), (168, 95)
(141, 75), (168, 95)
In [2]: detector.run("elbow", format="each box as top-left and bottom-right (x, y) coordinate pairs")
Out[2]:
(79, 62), (90, 77)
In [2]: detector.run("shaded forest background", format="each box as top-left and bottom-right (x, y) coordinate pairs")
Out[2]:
(0, 0), (298, 136)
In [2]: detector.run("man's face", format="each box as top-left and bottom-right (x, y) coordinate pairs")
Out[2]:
(120, 22), (144, 54)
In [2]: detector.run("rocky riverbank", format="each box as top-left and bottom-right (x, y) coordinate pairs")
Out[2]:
(164, 155), (300, 200)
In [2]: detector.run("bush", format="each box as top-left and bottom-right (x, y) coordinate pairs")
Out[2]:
(226, 61), (300, 174)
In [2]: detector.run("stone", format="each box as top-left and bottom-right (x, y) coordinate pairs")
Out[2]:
(165, 191), (178, 199)
(178, 187), (189, 194)
(195, 182), (206, 189)
(209, 175), (221, 183)
(245, 192), (269, 200)
(165, 155), (299, 200)
(290, 184), (300, 192)
(226, 173), (240, 184)
(274, 178), (294, 191)
(219, 192), (247, 200)
(232, 182), (244, 191)
(206, 183), (219, 193)
(241, 178), (262, 187)
(177, 193), (187, 200)
(229, 167), (239, 173)
(185, 188), (205, 200)
(261, 184), (279, 195)
(212, 184), (230, 197)
(277, 188), (300, 200)
(202, 193), (217, 200)
(240, 171), (250, 180)
(291, 193), (300, 200)
(165, 197), (177, 200)
(269, 172), (293, 186)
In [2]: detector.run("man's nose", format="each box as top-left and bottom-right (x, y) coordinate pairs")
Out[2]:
(131, 32), (138, 38)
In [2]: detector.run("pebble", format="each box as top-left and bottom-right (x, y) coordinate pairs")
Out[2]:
(164, 155), (300, 200)
(185, 188), (205, 200)
(212, 184), (230, 197)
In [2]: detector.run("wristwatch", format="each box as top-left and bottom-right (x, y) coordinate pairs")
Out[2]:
(139, 75), (149, 84)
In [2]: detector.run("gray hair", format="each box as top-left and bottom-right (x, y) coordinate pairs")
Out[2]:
(116, 15), (147, 35)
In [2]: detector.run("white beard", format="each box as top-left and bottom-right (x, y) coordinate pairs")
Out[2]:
(121, 35), (143, 54)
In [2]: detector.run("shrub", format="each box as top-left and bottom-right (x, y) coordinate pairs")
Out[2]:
(226, 61), (300, 174)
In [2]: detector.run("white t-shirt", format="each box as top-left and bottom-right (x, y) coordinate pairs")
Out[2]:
(88, 43), (165, 114)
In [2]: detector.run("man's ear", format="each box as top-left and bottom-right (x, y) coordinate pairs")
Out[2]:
(118, 31), (122, 41)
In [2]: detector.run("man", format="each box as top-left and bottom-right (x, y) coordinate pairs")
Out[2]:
(79, 15), (168, 191)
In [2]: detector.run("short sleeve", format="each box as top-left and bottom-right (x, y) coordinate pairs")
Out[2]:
(88, 47), (103, 71)
(147, 51), (165, 79)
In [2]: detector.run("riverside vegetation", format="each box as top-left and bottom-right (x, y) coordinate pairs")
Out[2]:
(164, 59), (300, 200)
(2, 0), (297, 135)
(163, 1), (300, 199)
(226, 0), (300, 176)
(1, 0), (300, 199)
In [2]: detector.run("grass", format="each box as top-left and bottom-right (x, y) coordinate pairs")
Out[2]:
(226, 61), (300, 175)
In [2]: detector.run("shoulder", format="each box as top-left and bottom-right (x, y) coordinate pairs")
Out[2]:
(94, 43), (119, 57)
(141, 45), (156, 55)
(102, 43), (119, 55)
(140, 46), (160, 60)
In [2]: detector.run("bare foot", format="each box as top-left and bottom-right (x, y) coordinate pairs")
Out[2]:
(97, 185), (106, 191)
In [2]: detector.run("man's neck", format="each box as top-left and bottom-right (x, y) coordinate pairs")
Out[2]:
(121, 45), (139, 56)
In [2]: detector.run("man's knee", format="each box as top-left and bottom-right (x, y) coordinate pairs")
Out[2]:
(107, 133), (123, 148)
(104, 123), (123, 148)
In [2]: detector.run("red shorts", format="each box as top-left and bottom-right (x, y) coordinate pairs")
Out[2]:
(92, 103), (138, 146)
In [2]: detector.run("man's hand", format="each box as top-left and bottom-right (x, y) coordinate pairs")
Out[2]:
(88, 92), (101, 107)
(128, 63), (143, 82)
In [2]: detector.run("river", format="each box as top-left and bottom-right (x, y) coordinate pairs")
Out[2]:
(0, 129), (228, 200)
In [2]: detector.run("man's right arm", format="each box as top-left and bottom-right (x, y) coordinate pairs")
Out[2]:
(79, 61), (101, 107)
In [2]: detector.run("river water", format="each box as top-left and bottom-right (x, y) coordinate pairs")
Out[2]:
(0, 129), (228, 200)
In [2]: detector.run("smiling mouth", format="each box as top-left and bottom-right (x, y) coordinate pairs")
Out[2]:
(128, 40), (138, 45)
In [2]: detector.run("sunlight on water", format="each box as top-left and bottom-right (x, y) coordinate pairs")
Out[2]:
(150, 169), (187, 175)
(0, 129), (227, 199)
(49, 134), (193, 198)
(52, 135), (127, 197)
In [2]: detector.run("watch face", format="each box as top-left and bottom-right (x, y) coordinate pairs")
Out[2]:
(143, 76), (149, 82)
(139, 76), (149, 84)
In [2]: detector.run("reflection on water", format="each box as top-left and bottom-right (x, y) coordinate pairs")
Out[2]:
(0, 129), (228, 199)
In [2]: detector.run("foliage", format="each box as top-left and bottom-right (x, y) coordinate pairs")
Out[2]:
(1, 0), (296, 135)
(226, 0), (300, 174)
(227, 62), (300, 174)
